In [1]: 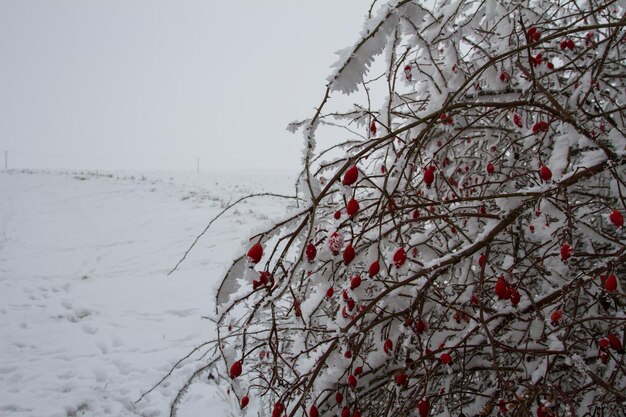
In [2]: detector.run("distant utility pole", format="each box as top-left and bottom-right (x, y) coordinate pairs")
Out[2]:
(196, 157), (199, 173)
(4, 151), (7, 170)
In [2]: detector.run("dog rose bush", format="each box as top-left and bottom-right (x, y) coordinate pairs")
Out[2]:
(214, 1), (625, 416)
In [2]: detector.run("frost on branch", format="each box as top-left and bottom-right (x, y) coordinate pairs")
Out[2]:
(214, 1), (625, 416)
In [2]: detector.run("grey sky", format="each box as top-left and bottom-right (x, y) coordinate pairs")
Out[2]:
(0, 1), (368, 173)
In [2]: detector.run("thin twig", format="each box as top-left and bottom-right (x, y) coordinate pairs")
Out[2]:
(168, 192), (300, 276)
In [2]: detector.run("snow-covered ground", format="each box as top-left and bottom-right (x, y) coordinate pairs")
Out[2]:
(0, 169), (296, 417)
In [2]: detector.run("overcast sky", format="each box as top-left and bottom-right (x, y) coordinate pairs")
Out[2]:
(0, 1), (369, 173)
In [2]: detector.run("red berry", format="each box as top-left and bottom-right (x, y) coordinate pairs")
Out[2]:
(395, 373), (408, 386)
(605, 274), (617, 292)
(310, 404), (319, 417)
(412, 209), (420, 219)
(495, 276), (508, 299)
(240, 395), (249, 409)
(440, 353), (452, 364)
(550, 310), (563, 324)
(350, 275), (362, 289)
(560, 242), (573, 261)
(342, 165), (359, 186)
(393, 247), (407, 268)
(609, 209), (624, 227)
(532, 121), (549, 134)
(336, 392), (344, 404)
(560, 40), (568, 50)
(247, 243), (263, 264)
(328, 231), (344, 256)
(383, 338), (393, 354)
(347, 374), (357, 388)
(326, 287), (334, 298)
(229, 360), (242, 378)
(539, 165), (552, 181)
(334, 210), (341, 220)
(351, 410), (361, 417)
(370, 120), (377, 135)
(500, 71), (510, 82)
(368, 260), (380, 277)
(499, 399), (508, 413)
(510, 288), (521, 306)
(536, 405), (548, 417)
(527, 27), (541, 42)
(354, 366), (363, 375)
(347, 298), (355, 311)
(513, 113), (523, 128)
(486, 162), (494, 174)
(478, 254), (486, 268)
(306, 243), (317, 262)
(423, 167), (435, 187)
(417, 399), (430, 417)
(346, 198), (360, 217)
(343, 244), (356, 265)
(341, 407), (350, 417)
(608, 333), (622, 351)
(272, 402), (285, 417)
(415, 319), (428, 333)
(599, 338), (610, 349)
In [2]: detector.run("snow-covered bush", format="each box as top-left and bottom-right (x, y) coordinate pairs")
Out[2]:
(215, 1), (625, 416)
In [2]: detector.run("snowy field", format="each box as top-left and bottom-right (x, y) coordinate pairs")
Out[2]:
(0, 169), (296, 417)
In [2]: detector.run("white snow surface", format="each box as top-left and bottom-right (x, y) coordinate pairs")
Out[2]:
(0, 169), (295, 417)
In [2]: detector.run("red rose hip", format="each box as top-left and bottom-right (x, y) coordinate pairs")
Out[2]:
(418, 399), (430, 417)
(368, 260), (380, 277)
(247, 243), (263, 264)
(343, 244), (356, 265)
(393, 247), (407, 268)
(539, 165), (552, 181)
(306, 243), (317, 262)
(229, 360), (242, 378)
(609, 209), (624, 227)
(342, 165), (359, 186)
(346, 198), (360, 217)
